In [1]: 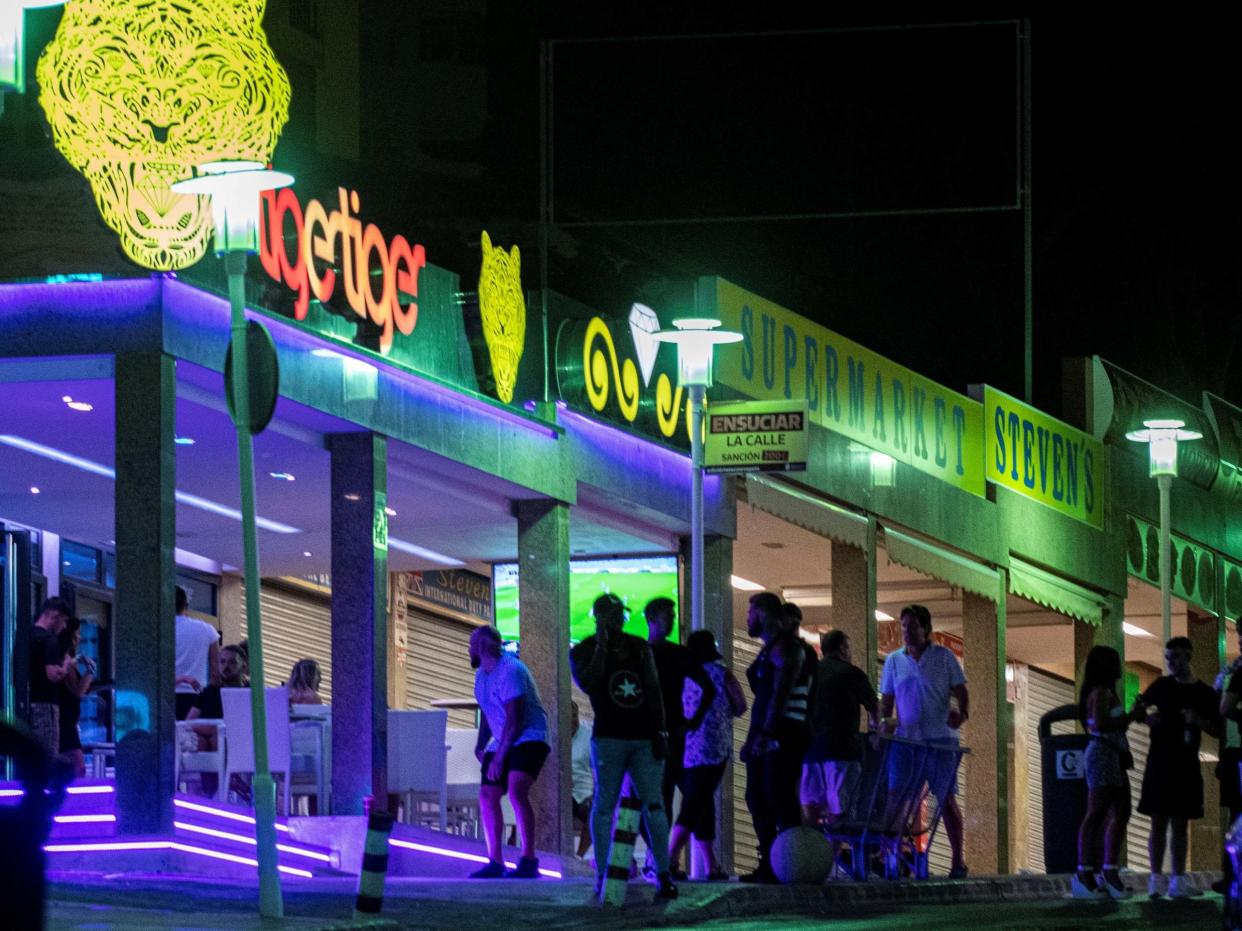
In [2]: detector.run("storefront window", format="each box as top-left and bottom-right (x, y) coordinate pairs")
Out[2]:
(177, 574), (217, 618)
(494, 555), (680, 644)
(61, 539), (101, 583)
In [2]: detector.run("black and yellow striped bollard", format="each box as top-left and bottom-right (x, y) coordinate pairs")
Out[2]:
(600, 792), (642, 906)
(354, 809), (395, 918)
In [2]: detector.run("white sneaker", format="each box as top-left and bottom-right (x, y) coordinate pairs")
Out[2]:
(1167, 874), (1202, 898)
(1148, 873), (1164, 898)
(1071, 872), (1106, 899)
(1098, 870), (1131, 900)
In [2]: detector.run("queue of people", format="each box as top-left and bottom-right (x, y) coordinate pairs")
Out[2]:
(461, 590), (968, 891)
(31, 578), (1242, 895)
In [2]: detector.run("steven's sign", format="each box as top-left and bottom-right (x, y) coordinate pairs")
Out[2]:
(406, 569), (495, 626)
(984, 386), (1104, 530)
(705, 400), (809, 474)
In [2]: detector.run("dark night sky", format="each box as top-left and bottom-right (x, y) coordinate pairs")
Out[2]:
(459, 6), (1242, 419)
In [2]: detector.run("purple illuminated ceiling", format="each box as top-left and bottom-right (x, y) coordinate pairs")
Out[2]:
(0, 359), (672, 575)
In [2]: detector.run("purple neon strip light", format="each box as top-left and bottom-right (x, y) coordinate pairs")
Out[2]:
(173, 797), (291, 833)
(53, 814), (116, 824)
(0, 784), (115, 798)
(174, 821), (332, 863)
(387, 838), (562, 879)
(43, 840), (313, 878)
(46, 841), (165, 852)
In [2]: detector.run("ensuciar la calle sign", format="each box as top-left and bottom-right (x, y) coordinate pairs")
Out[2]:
(704, 400), (809, 474)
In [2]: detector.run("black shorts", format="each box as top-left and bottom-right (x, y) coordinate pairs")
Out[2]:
(481, 741), (550, 788)
(176, 693), (198, 721)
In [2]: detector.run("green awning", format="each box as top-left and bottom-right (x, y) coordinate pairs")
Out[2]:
(1008, 556), (1106, 626)
(883, 528), (1001, 602)
(745, 475), (869, 550)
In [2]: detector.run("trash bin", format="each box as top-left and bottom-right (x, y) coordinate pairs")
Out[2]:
(1039, 703), (1089, 874)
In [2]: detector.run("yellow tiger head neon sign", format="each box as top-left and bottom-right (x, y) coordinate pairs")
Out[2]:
(37, 0), (290, 270)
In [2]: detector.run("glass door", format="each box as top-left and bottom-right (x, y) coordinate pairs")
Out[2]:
(63, 583), (114, 750)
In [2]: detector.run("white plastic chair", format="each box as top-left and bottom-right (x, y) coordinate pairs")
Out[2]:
(175, 720), (226, 801)
(222, 687), (292, 815)
(290, 704), (330, 815)
(388, 709), (448, 830)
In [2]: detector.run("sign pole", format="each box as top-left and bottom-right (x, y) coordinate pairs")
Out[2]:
(1158, 472), (1172, 645)
(225, 250), (283, 918)
(690, 383), (705, 635)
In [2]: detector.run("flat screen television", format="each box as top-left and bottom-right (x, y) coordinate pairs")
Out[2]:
(493, 555), (680, 644)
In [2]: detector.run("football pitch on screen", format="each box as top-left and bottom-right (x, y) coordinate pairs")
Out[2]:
(494, 566), (680, 644)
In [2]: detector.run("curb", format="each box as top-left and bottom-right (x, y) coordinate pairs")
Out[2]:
(554, 870), (1223, 927)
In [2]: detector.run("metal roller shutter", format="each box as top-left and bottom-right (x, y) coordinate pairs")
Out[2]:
(404, 608), (478, 729)
(1126, 724), (1152, 868)
(238, 581), (332, 693)
(732, 636), (762, 875)
(1025, 667), (1076, 873)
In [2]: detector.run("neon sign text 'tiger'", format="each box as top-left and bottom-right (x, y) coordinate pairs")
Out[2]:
(259, 187), (426, 354)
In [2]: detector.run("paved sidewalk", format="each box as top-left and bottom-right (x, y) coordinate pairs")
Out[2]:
(47, 869), (1223, 930)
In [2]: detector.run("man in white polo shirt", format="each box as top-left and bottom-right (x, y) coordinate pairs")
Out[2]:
(880, 604), (969, 878)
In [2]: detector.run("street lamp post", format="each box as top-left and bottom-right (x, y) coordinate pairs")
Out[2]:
(653, 318), (742, 636)
(654, 317), (739, 880)
(1125, 418), (1201, 644)
(172, 160), (293, 919)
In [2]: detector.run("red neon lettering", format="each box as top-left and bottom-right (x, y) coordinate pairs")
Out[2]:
(257, 186), (427, 354)
(361, 222), (394, 351)
(389, 235), (423, 336)
(259, 190), (281, 281)
(273, 188), (307, 320)
(301, 198), (337, 304)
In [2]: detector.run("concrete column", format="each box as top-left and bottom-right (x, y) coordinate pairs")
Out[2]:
(1189, 609), (1225, 870)
(1009, 665), (1030, 872)
(515, 498), (572, 856)
(328, 432), (388, 814)
(830, 519), (878, 682)
(113, 352), (177, 834)
(682, 532), (736, 870)
(962, 588), (1008, 874)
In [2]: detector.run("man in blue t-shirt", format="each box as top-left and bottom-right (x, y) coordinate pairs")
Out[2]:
(469, 625), (549, 879)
